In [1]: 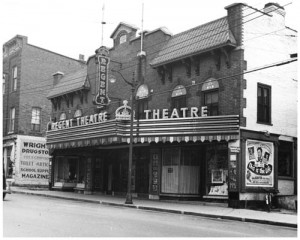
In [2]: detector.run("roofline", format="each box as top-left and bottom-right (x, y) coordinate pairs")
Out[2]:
(110, 22), (139, 38)
(170, 16), (227, 40)
(150, 42), (236, 68)
(3, 35), (28, 46)
(27, 43), (86, 63)
(47, 86), (88, 99)
(130, 27), (173, 43)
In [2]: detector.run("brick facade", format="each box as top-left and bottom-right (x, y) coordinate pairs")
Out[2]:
(3, 35), (85, 137)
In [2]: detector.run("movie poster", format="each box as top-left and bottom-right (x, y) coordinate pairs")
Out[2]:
(245, 140), (274, 187)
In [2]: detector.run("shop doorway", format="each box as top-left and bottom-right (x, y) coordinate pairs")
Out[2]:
(94, 158), (104, 191)
(135, 153), (150, 194)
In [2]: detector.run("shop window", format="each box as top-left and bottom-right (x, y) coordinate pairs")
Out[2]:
(163, 148), (179, 166)
(202, 78), (219, 116)
(206, 144), (228, 196)
(181, 148), (200, 166)
(54, 157), (79, 183)
(162, 147), (200, 194)
(9, 107), (15, 133)
(78, 159), (86, 183)
(278, 141), (293, 177)
(31, 107), (41, 132)
(136, 84), (149, 119)
(11, 66), (17, 92)
(171, 85), (186, 116)
(257, 83), (271, 124)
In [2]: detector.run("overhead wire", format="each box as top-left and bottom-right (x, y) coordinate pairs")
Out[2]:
(6, 57), (296, 119)
(15, 1), (294, 96)
(3, 2), (296, 119)
(5, 3), (262, 94)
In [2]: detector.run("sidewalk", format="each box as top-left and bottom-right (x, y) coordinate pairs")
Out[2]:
(8, 186), (297, 228)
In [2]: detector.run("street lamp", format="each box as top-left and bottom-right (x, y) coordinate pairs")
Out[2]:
(110, 69), (136, 204)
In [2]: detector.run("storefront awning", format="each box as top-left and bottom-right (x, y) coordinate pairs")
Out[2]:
(46, 115), (239, 149)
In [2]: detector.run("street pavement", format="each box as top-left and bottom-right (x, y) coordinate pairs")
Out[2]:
(8, 186), (298, 228)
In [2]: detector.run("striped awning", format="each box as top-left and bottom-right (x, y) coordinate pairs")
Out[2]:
(46, 115), (239, 149)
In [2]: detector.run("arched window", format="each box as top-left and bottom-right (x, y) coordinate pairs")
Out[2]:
(202, 78), (219, 116)
(74, 109), (82, 118)
(136, 84), (149, 119)
(171, 85), (187, 115)
(59, 112), (66, 121)
(119, 34), (127, 44)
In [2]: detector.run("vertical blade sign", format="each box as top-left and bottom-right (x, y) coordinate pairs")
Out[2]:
(94, 46), (110, 107)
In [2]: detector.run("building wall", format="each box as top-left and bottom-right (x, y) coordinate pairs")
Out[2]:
(84, 29), (245, 119)
(19, 44), (85, 136)
(242, 7), (297, 137)
(2, 35), (85, 138)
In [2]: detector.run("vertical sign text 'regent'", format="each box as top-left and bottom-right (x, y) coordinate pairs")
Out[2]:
(94, 46), (110, 107)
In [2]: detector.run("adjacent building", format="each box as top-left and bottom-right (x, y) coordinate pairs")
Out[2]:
(46, 3), (297, 209)
(2, 35), (85, 187)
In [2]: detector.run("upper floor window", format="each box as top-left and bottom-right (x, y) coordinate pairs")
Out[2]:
(171, 85), (187, 114)
(136, 84), (149, 119)
(119, 34), (127, 44)
(31, 107), (41, 132)
(74, 109), (82, 118)
(9, 107), (15, 133)
(11, 66), (17, 92)
(59, 112), (67, 121)
(202, 78), (219, 116)
(3, 73), (6, 94)
(257, 83), (271, 124)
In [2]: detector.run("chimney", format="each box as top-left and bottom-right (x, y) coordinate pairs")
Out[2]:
(225, 3), (245, 46)
(264, 2), (285, 16)
(79, 54), (85, 62)
(264, 2), (286, 27)
(52, 71), (64, 86)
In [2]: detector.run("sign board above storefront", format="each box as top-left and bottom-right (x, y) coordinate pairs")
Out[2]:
(144, 106), (208, 119)
(49, 105), (208, 131)
(50, 112), (108, 130)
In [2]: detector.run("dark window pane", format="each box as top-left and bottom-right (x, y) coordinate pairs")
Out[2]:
(257, 84), (271, 123)
(278, 141), (293, 177)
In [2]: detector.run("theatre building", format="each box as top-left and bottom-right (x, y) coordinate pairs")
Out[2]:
(46, 3), (297, 209)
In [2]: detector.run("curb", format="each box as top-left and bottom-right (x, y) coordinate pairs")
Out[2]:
(10, 190), (297, 229)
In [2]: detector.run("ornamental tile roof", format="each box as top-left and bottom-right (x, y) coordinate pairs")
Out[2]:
(47, 66), (89, 99)
(150, 17), (237, 67)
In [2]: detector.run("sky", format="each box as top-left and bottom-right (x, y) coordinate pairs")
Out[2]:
(0, 0), (299, 61)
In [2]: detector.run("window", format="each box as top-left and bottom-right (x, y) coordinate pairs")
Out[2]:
(202, 78), (219, 116)
(59, 112), (66, 121)
(9, 107), (15, 133)
(74, 109), (82, 118)
(3, 73), (6, 94)
(119, 34), (127, 44)
(136, 84), (149, 119)
(31, 107), (41, 132)
(11, 66), (17, 91)
(257, 84), (271, 124)
(204, 91), (219, 116)
(171, 85), (186, 115)
(278, 141), (293, 177)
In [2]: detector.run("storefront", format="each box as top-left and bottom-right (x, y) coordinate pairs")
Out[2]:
(3, 135), (50, 187)
(46, 103), (240, 199)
